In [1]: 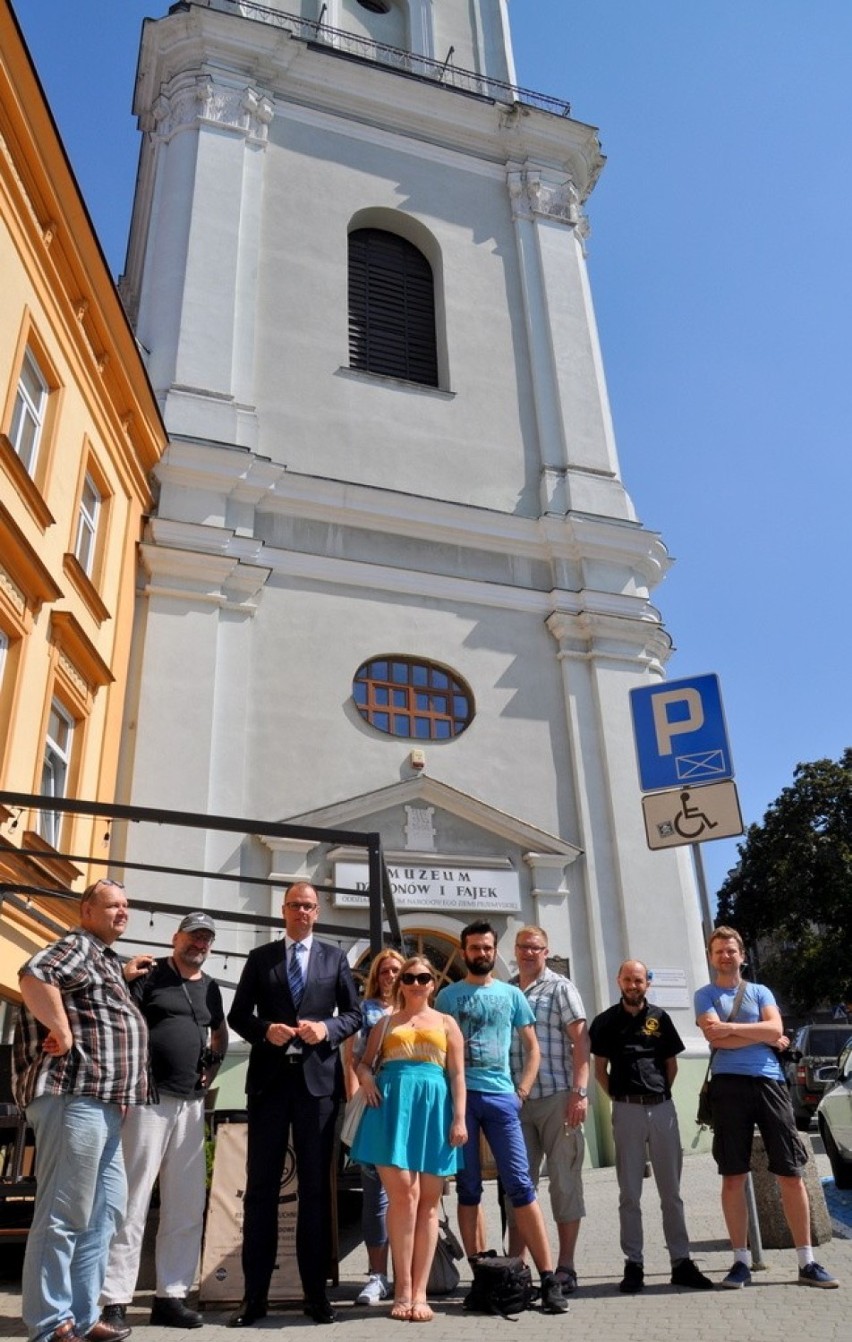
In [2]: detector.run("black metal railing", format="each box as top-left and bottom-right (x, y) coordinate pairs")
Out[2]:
(207, 0), (571, 116)
(0, 789), (402, 963)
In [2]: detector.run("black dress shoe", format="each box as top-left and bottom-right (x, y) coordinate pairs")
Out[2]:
(227, 1300), (268, 1328)
(149, 1298), (203, 1330)
(303, 1299), (336, 1325)
(100, 1307), (128, 1329)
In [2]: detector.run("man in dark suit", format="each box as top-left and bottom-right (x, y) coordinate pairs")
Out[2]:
(227, 883), (361, 1325)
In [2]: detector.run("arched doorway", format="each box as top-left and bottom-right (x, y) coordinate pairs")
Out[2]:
(353, 927), (464, 992)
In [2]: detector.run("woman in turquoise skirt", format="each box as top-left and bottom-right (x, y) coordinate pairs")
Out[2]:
(352, 956), (466, 1322)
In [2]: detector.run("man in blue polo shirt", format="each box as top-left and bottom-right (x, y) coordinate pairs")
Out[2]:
(695, 925), (839, 1290)
(436, 920), (568, 1314)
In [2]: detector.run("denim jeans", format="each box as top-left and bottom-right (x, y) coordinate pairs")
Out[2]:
(456, 1090), (536, 1208)
(23, 1094), (126, 1342)
(359, 1162), (388, 1248)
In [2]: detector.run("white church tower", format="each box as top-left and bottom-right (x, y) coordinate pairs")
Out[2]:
(118, 0), (710, 1145)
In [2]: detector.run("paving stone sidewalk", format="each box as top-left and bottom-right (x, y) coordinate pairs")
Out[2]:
(1, 1150), (848, 1341)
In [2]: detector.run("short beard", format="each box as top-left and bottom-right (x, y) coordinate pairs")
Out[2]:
(465, 955), (494, 975)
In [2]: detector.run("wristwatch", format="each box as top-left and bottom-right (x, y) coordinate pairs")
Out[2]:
(572, 1086), (588, 1099)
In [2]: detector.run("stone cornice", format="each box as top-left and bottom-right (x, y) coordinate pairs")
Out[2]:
(140, 509), (669, 647)
(138, 539), (270, 610)
(134, 6), (604, 198)
(547, 609), (672, 672)
(155, 442), (670, 589)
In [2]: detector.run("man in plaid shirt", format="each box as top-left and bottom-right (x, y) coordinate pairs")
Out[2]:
(13, 878), (150, 1342)
(508, 925), (590, 1297)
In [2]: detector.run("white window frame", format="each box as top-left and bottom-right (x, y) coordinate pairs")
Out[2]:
(9, 349), (48, 474)
(40, 699), (75, 849)
(74, 472), (102, 576)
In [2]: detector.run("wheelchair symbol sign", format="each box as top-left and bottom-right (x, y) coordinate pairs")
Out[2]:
(641, 781), (743, 851)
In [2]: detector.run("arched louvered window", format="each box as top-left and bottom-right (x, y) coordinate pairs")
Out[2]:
(348, 228), (439, 387)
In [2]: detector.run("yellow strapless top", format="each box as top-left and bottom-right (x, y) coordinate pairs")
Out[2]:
(381, 1022), (448, 1067)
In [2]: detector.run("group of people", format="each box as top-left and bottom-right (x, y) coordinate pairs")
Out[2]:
(11, 882), (840, 1342)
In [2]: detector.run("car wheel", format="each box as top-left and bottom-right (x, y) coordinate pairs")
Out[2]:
(820, 1117), (852, 1191)
(794, 1111), (812, 1131)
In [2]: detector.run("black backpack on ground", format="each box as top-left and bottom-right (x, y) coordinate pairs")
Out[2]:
(463, 1252), (537, 1319)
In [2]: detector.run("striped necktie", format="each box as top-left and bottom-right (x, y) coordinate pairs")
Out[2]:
(288, 941), (306, 1009)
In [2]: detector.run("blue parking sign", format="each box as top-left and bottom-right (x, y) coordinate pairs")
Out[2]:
(629, 674), (734, 793)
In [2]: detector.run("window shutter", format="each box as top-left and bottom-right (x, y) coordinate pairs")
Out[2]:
(349, 229), (438, 386)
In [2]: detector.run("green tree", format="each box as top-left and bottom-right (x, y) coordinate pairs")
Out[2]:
(716, 748), (852, 1012)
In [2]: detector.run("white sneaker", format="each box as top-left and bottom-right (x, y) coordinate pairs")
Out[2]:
(356, 1274), (390, 1305)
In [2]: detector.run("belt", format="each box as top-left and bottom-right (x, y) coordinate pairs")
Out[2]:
(611, 1093), (668, 1106)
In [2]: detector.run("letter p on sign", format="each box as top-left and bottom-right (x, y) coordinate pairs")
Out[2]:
(651, 688), (704, 756)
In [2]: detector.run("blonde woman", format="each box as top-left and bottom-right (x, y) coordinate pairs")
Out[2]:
(343, 949), (405, 1305)
(352, 957), (466, 1322)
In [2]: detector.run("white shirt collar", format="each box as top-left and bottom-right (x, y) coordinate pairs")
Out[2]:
(285, 934), (313, 954)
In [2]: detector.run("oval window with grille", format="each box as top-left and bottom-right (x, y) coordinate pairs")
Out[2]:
(352, 656), (474, 740)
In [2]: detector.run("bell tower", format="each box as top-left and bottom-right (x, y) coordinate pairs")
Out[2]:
(119, 0), (710, 1105)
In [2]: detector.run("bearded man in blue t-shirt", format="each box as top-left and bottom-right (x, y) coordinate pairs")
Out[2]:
(436, 921), (568, 1313)
(695, 925), (838, 1290)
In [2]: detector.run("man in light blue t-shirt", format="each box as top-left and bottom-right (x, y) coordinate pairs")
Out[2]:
(436, 921), (568, 1313)
(695, 925), (838, 1291)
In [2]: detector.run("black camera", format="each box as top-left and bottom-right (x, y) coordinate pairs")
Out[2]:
(199, 1047), (223, 1072)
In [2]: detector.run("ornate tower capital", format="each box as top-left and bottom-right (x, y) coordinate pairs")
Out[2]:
(150, 75), (274, 145)
(507, 165), (589, 239)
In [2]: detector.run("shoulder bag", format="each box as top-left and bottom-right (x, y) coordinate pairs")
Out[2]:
(426, 1198), (464, 1295)
(341, 1013), (390, 1148)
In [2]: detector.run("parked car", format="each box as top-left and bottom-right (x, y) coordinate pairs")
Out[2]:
(785, 1022), (852, 1129)
(817, 1040), (852, 1189)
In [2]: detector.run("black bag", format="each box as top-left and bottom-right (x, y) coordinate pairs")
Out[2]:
(696, 1075), (713, 1128)
(463, 1253), (536, 1319)
(427, 1228), (461, 1296)
(426, 1206), (464, 1295)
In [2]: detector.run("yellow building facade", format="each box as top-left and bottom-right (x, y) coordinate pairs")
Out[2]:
(0, 2), (166, 1005)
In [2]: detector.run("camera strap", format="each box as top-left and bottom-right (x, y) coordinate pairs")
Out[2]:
(170, 958), (209, 1052)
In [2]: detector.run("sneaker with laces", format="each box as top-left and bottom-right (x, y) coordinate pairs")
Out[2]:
(553, 1265), (578, 1296)
(356, 1274), (390, 1305)
(670, 1258), (714, 1290)
(798, 1262), (839, 1288)
(540, 1274), (570, 1314)
(722, 1261), (752, 1289)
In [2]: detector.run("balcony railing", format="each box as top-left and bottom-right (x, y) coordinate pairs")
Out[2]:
(206, 1), (571, 116)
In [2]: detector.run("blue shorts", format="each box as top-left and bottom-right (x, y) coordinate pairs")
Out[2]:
(456, 1091), (536, 1208)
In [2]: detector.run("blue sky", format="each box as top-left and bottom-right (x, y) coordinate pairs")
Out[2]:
(12, 1), (851, 900)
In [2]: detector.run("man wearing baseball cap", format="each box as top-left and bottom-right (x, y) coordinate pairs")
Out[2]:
(100, 913), (227, 1329)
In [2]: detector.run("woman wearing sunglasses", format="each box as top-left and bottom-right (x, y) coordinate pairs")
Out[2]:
(344, 949), (405, 1306)
(352, 957), (467, 1322)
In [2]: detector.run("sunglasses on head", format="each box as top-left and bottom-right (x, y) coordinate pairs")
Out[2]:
(401, 971), (433, 986)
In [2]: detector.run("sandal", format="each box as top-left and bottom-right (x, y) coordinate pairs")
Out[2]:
(410, 1302), (433, 1323)
(390, 1301), (412, 1321)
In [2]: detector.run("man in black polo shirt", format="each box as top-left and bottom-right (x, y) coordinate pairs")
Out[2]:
(100, 912), (227, 1329)
(589, 960), (712, 1294)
